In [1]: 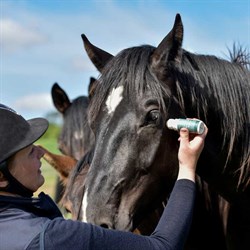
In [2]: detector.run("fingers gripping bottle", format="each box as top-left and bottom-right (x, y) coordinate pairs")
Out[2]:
(166, 118), (205, 134)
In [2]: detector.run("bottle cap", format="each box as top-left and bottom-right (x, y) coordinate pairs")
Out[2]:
(197, 121), (205, 134)
(166, 119), (177, 130)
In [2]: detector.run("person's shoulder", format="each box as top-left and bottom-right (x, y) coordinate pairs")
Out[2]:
(0, 207), (51, 250)
(1, 206), (50, 226)
(0, 205), (32, 218)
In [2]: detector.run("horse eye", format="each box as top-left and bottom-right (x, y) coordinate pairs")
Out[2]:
(146, 110), (160, 125)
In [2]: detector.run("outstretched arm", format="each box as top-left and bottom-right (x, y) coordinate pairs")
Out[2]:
(38, 123), (208, 250)
(150, 124), (208, 249)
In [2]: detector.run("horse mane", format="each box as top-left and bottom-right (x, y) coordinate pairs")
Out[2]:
(88, 45), (250, 188)
(226, 43), (250, 70)
(173, 51), (250, 187)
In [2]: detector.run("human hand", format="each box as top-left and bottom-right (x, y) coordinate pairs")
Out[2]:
(177, 121), (208, 182)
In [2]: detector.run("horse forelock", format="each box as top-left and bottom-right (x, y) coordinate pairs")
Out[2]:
(174, 51), (250, 187)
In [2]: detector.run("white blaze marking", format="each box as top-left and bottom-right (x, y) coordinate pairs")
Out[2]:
(82, 190), (88, 222)
(105, 86), (124, 114)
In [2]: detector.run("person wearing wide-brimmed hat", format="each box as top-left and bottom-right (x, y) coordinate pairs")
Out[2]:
(0, 103), (207, 250)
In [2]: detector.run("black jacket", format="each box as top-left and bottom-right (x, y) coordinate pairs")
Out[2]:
(0, 179), (195, 250)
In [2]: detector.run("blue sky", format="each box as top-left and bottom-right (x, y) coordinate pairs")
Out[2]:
(1, 0), (249, 119)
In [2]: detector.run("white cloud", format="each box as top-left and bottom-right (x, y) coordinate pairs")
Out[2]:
(1, 18), (47, 53)
(13, 93), (52, 112)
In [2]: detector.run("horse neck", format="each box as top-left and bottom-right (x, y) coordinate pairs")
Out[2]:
(171, 54), (250, 200)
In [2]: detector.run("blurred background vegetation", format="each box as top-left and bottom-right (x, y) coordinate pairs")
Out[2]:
(34, 112), (62, 200)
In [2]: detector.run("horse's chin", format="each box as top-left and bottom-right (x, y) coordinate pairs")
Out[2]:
(115, 211), (133, 231)
(115, 214), (156, 235)
(115, 210), (151, 234)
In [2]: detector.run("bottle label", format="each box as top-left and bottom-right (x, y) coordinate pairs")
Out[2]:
(166, 119), (205, 134)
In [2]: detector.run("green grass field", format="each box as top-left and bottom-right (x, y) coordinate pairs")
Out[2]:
(34, 123), (61, 200)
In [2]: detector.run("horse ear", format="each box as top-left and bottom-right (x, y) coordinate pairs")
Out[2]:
(88, 77), (98, 100)
(51, 83), (71, 114)
(151, 13), (183, 72)
(81, 34), (114, 73)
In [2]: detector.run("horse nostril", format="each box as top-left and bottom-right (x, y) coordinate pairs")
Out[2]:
(100, 223), (110, 229)
(98, 220), (113, 229)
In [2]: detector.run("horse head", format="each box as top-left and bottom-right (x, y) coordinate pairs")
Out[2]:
(51, 80), (95, 160)
(81, 14), (188, 230)
(82, 12), (250, 238)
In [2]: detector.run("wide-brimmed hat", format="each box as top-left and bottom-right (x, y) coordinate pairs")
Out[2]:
(0, 104), (48, 166)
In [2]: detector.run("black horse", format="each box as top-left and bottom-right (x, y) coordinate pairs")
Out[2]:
(80, 14), (250, 249)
